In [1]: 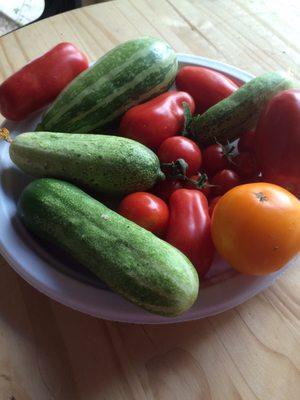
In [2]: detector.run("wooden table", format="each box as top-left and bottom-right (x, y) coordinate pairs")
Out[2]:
(0, 1), (300, 399)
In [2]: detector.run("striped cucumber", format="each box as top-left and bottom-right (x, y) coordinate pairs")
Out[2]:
(18, 178), (199, 316)
(192, 71), (294, 145)
(9, 131), (164, 196)
(37, 37), (178, 133)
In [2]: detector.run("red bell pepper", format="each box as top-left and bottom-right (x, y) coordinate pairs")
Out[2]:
(255, 89), (300, 198)
(0, 42), (89, 121)
(119, 90), (195, 149)
(166, 189), (214, 278)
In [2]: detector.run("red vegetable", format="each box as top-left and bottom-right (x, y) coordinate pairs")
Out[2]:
(238, 130), (256, 153)
(209, 196), (222, 217)
(119, 91), (195, 149)
(166, 189), (214, 277)
(158, 136), (202, 177)
(211, 169), (240, 196)
(184, 174), (212, 199)
(118, 192), (169, 236)
(232, 152), (258, 179)
(176, 66), (238, 114)
(202, 143), (234, 177)
(255, 89), (300, 198)
(151, 179), (183, 203)
(0, 42), (89, 121)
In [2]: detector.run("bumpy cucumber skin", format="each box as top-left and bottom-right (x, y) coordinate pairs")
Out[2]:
(10, 132), (164, 196)
(18, 178), (199, 316)
(195, 71), (294, 145)
(36, 37), (178, 133)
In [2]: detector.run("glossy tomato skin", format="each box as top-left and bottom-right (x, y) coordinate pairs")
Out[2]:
(118, 192), (169, 236)
(255, 89), (300, 198)
(212, 183), (300, 275)
(202, 144), (232, 177)
(209, 196), (222, 217)
(238, 131), (256, 153)
(166, 189), (214, 277)
(151, 179), (183, 203)
(0, 43), (89, 121)
(119, 91), (195, 149)
(211, 169), (240, 196)
(176, 66), (238, 114)
(184, 174), (212, 199)
(158, 136), (202, 177)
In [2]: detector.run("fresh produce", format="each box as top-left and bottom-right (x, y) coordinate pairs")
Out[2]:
(152, 179), (183, 203)
(212, 183), (300, 275)
(166, 189), (214, 277)
(158, 136), (201, 177)
(211, 169), (240, 196)
(187, 72), (293, 146)
(238, 130), (256, 153)
(9, 131), (164, 196)
(37, 37), (178, 133)
(0, 43), (89, 121)
(176, 66), (238, 113)
(255, 89), (300, 198)
(232, 152), (258, 179)
(18, 178), (199, 316)
(209, 196), (221, 217)
(201, 143), (234, 177)
(118, 192), (169, 235)
(120, 91), (195, 149)
(184, 174), (212, 199)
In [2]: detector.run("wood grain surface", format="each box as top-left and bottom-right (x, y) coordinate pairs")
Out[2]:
(0, 1), (300, 399)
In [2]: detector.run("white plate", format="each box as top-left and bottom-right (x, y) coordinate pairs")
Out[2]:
(0, 54), (293, 324)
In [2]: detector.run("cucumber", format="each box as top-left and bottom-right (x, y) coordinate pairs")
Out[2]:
(193, 71), (293, 145)
(10, 132), (164, 196)
(36, 37), (178, 133)
(18, 178), (199, 316)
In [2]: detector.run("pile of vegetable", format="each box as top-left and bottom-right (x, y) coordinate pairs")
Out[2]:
(1, 37), (300, 317)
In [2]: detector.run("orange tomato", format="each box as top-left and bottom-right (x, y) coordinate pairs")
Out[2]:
(211, 183), (300, 275)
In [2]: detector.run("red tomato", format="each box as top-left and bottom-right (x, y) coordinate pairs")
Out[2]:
(158, 136), (202, 177)
(151, 179), (183, 203)
(118, 192), (169, 236)
(255, 89), (300, 198)
(202, 143), (233, 176)
(211, 169), (240, 196)
(209, 196), (222, 217)
(166, 189), (214, 277)
(176, 66), (238, 114)
(119, 91), (195, 149)
(237, 131), (256, 153)
(0, 43), (89, 121)
(184, 174), (212, 199)
(232, 152), (258, 179)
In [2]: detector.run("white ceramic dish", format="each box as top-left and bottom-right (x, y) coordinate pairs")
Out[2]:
(0, 54), (293, 324)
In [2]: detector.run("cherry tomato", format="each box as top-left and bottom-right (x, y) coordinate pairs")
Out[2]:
(166, 189), (214, 277)
(255, 89), (300, 198)
(238, 131), (256, 153)
(211, 169), (240, 196)
(232, 152), (258, 179)
(212, 183), (300, 275)
(118, 192), (169, 235)
(184, 174), (211, 199)
(119, 91), (195, 149)
(158, 136), (202, 177)
(176, 66), (238, 114)
(151, 179), (183, 203)
(202, 143), (233, 177)
(209, 196), (222, 217)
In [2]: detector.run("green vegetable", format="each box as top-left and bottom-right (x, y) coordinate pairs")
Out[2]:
(191, 71), (293, 145)
(10, 132), (164, 196)
(36, 37), (178, 133)
(18, 178), (199, 316)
